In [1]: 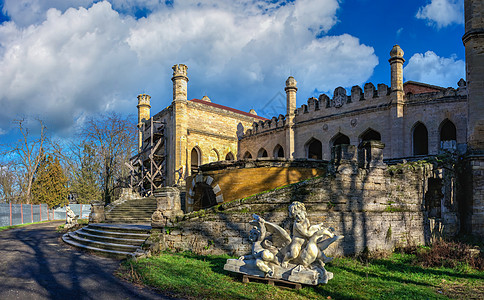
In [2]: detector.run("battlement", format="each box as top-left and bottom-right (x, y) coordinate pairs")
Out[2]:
(244, 114), (286, 136)
(293, 82), (393, 123)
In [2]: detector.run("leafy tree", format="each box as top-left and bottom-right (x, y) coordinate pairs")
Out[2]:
(31, 155), (69, 208)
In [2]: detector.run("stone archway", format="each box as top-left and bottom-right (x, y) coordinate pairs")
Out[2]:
(186, 174), (224, 213)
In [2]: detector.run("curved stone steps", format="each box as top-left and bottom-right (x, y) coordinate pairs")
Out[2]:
(62, 235), (135, 259)
(62, 223), (151, 259)
(76, 229), (147, 245)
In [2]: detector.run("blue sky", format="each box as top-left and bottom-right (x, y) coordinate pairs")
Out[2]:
(0, 0), (466, 145)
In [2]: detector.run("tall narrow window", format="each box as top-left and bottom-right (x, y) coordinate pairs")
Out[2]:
(191, 147), (201, 174)
(332, 133), (350, 146)
(413, 122), (428, 155)
(440, 119), (457, 151)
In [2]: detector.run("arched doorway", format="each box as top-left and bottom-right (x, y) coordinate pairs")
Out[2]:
(257, 148), (268, 158)
(413, 122), (428, 155)
(190, 147), (201, 174)
(243, 151), (252, 159)
(440, 119), (456, 151)
(306, 138), (322, 160)
(274, 144), (284, 158)
(225, 152), (235, 160)
(192, 182), (217, 211)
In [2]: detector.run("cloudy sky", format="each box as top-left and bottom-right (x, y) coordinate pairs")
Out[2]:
(0, 0), (466, 143)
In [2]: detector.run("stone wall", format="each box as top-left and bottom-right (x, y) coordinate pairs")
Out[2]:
(155, 153), (453, 257)
(239, 85), (467, 161)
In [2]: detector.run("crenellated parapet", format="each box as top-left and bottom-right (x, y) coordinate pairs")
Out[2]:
(244, 114), (286, 137)
(293, 82), (392, 123)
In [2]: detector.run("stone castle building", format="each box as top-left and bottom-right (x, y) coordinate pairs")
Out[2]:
(133, 0), (483, 239)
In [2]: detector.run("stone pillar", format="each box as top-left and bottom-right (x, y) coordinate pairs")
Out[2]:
(285, 76), (297, 159)
(137, 94), (151, 153)
(463, 0), (484, 237)
(358, 141), (385, 169)
(88, 202), (105, 223)
(389, 45), (405, 158)
(151, 187), (184, 228)
(170, 64), (189, 187)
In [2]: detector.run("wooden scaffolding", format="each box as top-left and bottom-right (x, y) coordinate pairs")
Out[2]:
(126, 118), (166, 196)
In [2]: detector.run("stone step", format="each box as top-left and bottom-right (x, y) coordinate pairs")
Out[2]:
(76, 229), (147, 245)
(62, 234), (134, 259)
(67, 232), (140, 252)
(104, 218), (152, 224)
(87, 224), (151, 235)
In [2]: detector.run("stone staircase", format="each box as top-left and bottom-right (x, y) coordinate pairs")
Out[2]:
(104, 197), (157, 223)
(62, 223), (151, 259)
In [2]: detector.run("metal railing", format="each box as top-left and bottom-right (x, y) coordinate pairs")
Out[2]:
(0, 203), (91, 227)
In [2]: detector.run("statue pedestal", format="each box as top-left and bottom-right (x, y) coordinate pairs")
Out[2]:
(224, 258), (333, 285)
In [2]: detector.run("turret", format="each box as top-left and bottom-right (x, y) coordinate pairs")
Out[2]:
(285, 76), (297, 159)
(172, 64), (188, 102)
(463, 0), (484, 150)
(389, 45), (405, 93)
(137, 94), (151, 152)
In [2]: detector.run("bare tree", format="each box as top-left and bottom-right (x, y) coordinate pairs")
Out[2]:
(81, 113), (136, 204)
(10, 119), (47, 203)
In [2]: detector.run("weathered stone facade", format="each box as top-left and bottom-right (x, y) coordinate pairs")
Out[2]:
(152, 147), (452, 256)
(136, 0), (484, 240)
(239, 46), (468, 161)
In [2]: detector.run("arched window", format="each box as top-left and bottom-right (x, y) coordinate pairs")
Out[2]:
(331, 133), (350, 146)
(413, 122), (428, 155)
(208, 149), (219, 163)
(440, 119), (457, 151)
(440, 119), (456, 142)
(257, 148), (268, 158)
(273, 144), (284, 158)
(225, 152), (235, 161)
(243, 151), (253, 159)
(360, 128), (381, 142)
(306, 138), (322, 160)
(191, 147), (201, 174)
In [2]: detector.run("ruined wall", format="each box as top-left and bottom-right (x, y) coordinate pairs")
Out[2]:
(157, 155), (451, 257)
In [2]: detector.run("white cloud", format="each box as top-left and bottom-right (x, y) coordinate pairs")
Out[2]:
(416, 0), (463, 28)
(0, 0), (378, 134)
(404, 51), (465, 87)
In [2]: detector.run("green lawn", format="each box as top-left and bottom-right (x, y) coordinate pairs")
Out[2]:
(118, 251), (484, 300)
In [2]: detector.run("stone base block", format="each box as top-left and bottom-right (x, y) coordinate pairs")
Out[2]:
(223, 259), (333, 285)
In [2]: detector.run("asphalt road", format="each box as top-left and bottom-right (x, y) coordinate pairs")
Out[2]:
(0, 221), (176, 300)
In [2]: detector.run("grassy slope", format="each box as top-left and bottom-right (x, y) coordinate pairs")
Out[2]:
(119, 251), (484, 300)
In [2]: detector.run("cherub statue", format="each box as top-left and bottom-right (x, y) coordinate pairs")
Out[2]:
(238, 214), (286, 277)
(282, 201), (336, 267)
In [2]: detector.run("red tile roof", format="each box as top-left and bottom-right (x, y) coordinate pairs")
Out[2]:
(190, 98), (268, 121)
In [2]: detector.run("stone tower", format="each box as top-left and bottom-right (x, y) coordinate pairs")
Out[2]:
(389, 45), (405, 158)
(137, 94), (151, 152)
(463, 0), (484, 150)
(285, 76), (297, 159)
(171, 64), (189, 186)
(463, 0), (484, 236)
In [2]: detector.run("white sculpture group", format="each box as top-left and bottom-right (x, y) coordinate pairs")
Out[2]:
(224, 201), (343, 285)
(64, 206), (78, 230)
